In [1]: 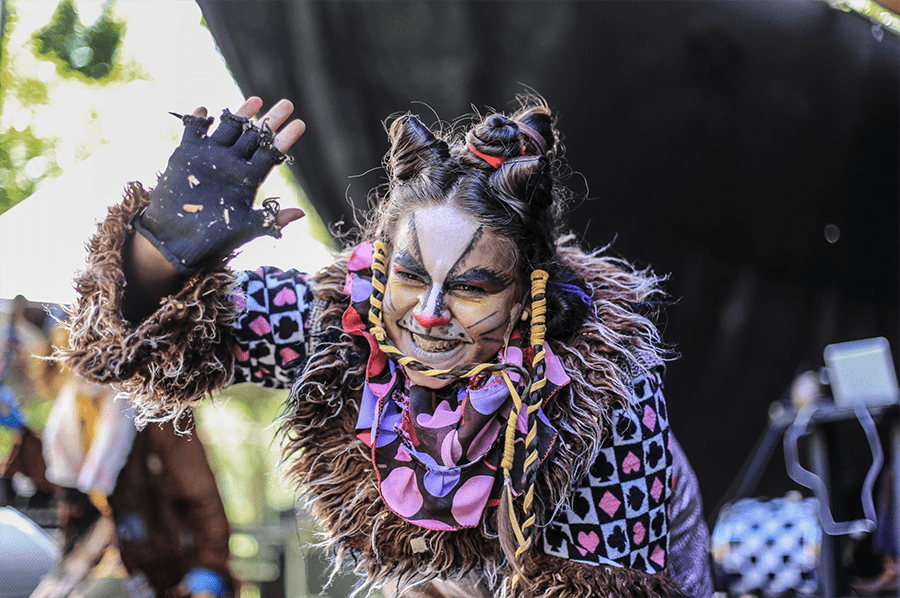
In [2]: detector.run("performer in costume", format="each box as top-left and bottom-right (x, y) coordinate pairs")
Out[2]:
(3, 337), (235, 598)
(58, 95), (712, 597)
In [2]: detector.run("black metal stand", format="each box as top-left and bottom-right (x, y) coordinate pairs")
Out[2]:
(713, 400), (899, 597)
(773, 402), (900, 598)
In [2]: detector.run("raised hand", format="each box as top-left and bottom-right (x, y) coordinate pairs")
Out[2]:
(134, 97), (306, 274)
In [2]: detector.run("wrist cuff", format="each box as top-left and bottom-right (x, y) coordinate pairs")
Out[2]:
(56, 182), (240, 429)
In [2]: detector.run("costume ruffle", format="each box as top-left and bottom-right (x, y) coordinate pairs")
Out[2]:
(282, 245), (679, 596)
(59, 186), (680, 595)
(341, 242), (569, 531)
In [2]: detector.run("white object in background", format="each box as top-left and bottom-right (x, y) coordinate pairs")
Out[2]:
(0, 506), (60, 598)
(824, 337), (900, 409)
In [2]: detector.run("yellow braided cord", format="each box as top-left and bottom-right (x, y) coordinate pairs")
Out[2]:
(369, 240), (388, 332)
(365, 243), (547, 591)
(529, 270), (549, 393)
(501, 368), (530, 585)
(510, 574), (521, 594)
(513, 270), (552, 572)
(499, 371), (523, 471)
(506, 483), (531, 557)
(522, 485), (536, 518)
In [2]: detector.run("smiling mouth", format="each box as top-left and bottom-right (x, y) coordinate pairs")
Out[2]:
(412, 332), (461, 353)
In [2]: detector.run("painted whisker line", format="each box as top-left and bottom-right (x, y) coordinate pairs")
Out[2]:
(479, 322), (508, 336)
(472, 311), (500, 327)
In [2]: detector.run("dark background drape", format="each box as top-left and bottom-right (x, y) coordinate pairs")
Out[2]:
(196, 0), (899, 519)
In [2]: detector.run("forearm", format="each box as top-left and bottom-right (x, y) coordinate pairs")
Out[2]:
(668, 434), (714, 598)
(57, 184), (240, 427)
(121, 230), (186, 324)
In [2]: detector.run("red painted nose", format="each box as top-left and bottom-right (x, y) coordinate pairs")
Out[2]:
(414, 313), (451, 328)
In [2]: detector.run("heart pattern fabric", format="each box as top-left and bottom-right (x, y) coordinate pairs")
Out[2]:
(540, 369), (672, 574)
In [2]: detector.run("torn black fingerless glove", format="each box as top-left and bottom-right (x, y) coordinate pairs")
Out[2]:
(133, 109), (290, 275)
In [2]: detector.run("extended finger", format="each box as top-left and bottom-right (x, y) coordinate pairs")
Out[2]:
(234, 96), (264, 119)
(257, 98), (294, 133)
(249, 118), (305, 170)
(211, 96), (263, 147)
(181, 106), (214, 142)
(273, 119), (306, 153)
(276, 207), (305, 228)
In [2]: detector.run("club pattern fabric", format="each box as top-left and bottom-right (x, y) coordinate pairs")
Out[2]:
(540, 369), (672, 574)
(231, 267), (313, 389)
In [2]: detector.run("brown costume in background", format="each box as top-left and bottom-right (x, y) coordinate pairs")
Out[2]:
(3, 410), (235, 596)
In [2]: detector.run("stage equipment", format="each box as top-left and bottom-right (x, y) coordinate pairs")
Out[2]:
(712, 337), (900, 597)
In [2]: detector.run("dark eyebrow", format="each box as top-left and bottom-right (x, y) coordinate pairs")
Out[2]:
(452, 267), (513, 288)
(392, 251), (426, 274)
(448, 227), (484, 278)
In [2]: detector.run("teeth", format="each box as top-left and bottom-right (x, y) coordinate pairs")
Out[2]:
(413, 334), (459, 353)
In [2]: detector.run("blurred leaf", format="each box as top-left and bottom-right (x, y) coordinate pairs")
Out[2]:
(32, 0), (125, 81)
(0, 127), (63, 213)
(0, 0), (151, 215)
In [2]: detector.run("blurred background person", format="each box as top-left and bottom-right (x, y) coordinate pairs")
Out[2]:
(2, 322), (237, 598)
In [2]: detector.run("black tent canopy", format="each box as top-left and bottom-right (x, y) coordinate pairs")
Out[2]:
(197, 0), (899, 515)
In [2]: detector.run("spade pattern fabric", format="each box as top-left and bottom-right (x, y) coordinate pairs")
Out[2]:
(231, 267), (313, 388)
(540, 369), (673, 574)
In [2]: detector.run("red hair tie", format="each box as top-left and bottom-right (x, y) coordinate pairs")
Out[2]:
(468, 144), (527, 169)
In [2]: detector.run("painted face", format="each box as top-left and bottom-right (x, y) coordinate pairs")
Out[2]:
(383, 204), (528, 388)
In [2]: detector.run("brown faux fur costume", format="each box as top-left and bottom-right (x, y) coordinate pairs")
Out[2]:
(59, 184), (682, 597)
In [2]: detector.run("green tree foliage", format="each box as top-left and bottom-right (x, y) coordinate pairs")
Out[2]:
(0, 0), (146, 215)
(32, 0), (124, 81)
(0, 4), (58, 214)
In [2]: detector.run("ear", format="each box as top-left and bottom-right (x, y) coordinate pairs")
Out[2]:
(520, 305), (531, 321)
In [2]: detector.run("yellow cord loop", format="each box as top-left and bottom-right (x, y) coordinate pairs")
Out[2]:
(499, 370), (523, 472)
(529, 269), (549, 394)
(368, 240), (389, 341)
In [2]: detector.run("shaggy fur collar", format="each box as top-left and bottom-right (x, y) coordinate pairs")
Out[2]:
(60, 187), (677, 596)
(281, 247), (676, 597)
(57, 184), (239, 429)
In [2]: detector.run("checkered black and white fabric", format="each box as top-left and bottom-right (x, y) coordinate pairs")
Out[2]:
(711, 495), (821, 596)
(540, 369), (673, 574)
(232, 267), (313, 389)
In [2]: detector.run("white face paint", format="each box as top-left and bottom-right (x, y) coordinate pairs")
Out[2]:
(383, 204), (528, 388)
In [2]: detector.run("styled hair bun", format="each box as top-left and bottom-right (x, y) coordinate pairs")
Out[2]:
(366, 94), (591, 343)
(386, 114), (449, 182)
(514, 107), (554, 157)
(465, 113), (523, 166)
(490, 154), (553, 218)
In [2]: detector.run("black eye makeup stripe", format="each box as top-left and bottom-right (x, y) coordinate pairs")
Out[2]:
(447, 226), (484, 278)
(409, 213), (422, 262)
(453, 268), (513, 289)
(393, 251), (426, 276)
